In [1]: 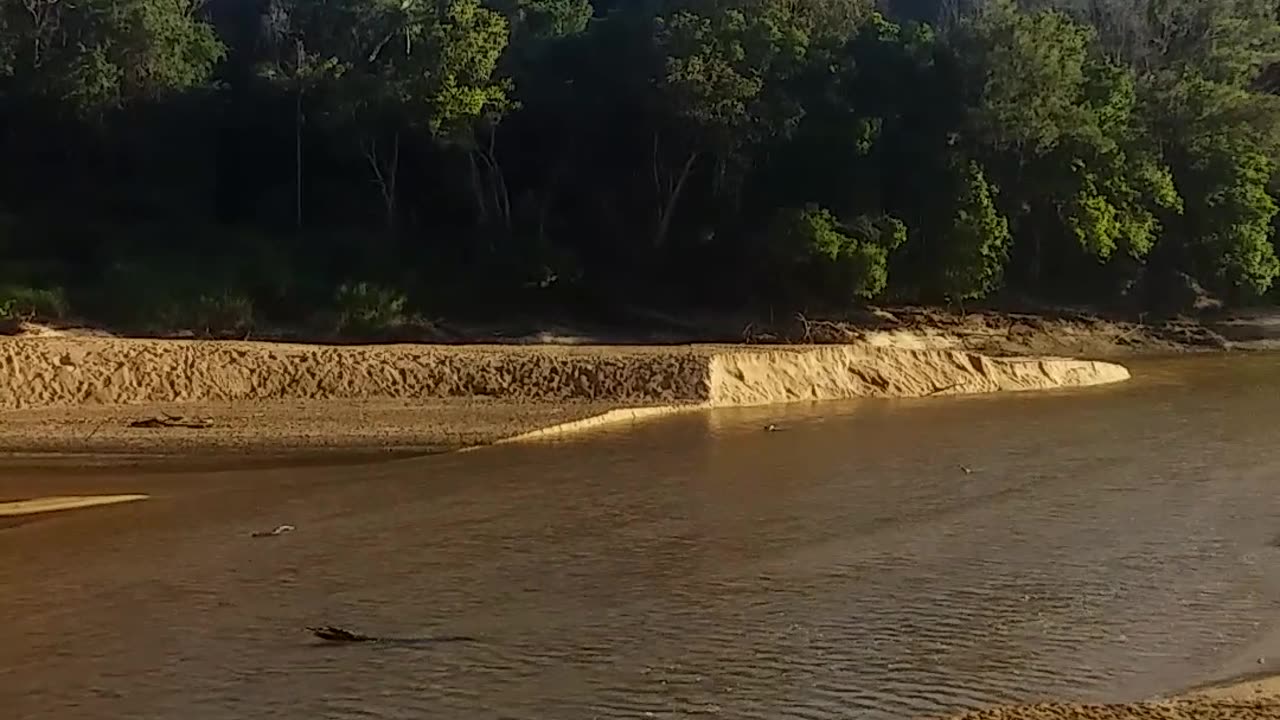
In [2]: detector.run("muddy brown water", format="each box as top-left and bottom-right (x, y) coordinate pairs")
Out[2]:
(3, 354), (1280, 720)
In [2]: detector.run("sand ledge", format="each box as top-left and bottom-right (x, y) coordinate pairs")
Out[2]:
(0, 336), (1128, 409)
(0, 336), (1129, 455)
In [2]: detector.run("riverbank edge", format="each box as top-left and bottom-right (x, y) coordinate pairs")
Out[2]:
(0, 334), (1131, 460)
(0, 494), (150, 517)
(1165, 669), (1280, 702)
(935, 673), (1280, 719)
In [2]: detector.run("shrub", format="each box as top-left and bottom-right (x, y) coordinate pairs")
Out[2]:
(333, 282), (409, 335)
(769, 205), (906, 305)
(0, 285), (70, 321)
(187, 291), (257, 337)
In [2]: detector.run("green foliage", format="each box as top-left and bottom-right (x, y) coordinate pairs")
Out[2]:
(654, 0), (815, 145)
(937, 161), (1011, 301)
(1140, 15), (1280, 298)
(4, 0), (1280, 325)
(1144, 0), (1280, 86)
(199, 291), (256, 335)
(0, 0), (224, 111)
(489, 0), (591, 41)
(952, 0), (1094, 155)
(1184, 137), (1280, 296)
(90, 261), (254, 335)
(941, 0), (1186, 305)
(333, 282), (409, 334)
(162, 291), (257, 337)
(771, 205), (905, 303)
(310, 0), (512, 135)
(0, 285), (69, 321)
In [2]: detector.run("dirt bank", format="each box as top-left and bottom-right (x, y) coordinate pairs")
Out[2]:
(0, 335), (1128, 455)
(0, 336), (1127, 410)
(382, 305), (1231, 357)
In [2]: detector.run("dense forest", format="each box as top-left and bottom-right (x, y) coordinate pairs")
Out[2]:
(1, 0), (1279, 335)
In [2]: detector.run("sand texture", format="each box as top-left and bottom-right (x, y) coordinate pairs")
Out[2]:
(0, 337), (1128, 410)
(0, 399), (629, 456)
(1177, 673), (1280, 702)
(0, 495), (148, 516)
(0, 336), (1130, 456)
(933, 669), (1280, 718)
(940, 699), (1280, 719)
(706, 347), (1129, 405)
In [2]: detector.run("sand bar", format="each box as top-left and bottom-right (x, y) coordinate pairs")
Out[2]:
(0, 336), (1130, 409)
(0, 494), (149, 517)
(0, 336), (1131, 455)
(0, 335), (1131, 455)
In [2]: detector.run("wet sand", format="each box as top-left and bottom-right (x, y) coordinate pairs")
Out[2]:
(1179, 673), (1280, 701)
(0, 398), (634, 457)
(0, 494), (148, 516)
(939, 666), (1280, 718)
(942, 698), (1280, 719)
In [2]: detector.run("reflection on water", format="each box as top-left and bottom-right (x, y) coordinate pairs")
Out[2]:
(2, 354), (1280, 719)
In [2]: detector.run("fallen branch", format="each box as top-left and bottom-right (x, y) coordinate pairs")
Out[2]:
(128, 413), (213, 430)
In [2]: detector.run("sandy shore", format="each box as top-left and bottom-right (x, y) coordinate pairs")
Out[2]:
(0, 398), (633, 456)
(0, 494), (149, 516)
(941, 698), (1280, 719)
(0, 333), (1130, 457)
(1180, 673), (1280, 702)
(930, 652), (1280, 718)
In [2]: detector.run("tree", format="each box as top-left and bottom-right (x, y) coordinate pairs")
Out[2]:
(0, 0), (224, 112)
(1147, 75), (1280, 297)
(257, 0), (347, 229)
(459, 0), (591, 242)
(487, 0), (591, 44)
(934, 160), (1011, 302)
(648, 0), (821, 249)
(769, 204), (906, 304)
(948, 0), (1180, 297)
(1131, 0), (1280, 299)
(270, 0), (511, 230)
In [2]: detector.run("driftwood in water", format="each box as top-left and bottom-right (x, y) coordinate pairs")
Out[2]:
(308, 626), (375, 642)
(306, 625), (478, 645)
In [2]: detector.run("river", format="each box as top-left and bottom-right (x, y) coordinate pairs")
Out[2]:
(2, 354), (1280, 719)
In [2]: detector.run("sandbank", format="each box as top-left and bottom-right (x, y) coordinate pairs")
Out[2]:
(0, 494), (148, 517)
(0, 335), (1130, 457)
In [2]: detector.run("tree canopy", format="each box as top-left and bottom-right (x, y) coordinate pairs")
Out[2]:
(2, 0), (1280, 331)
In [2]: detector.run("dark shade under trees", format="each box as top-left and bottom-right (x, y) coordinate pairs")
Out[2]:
(1, 0), (1279, 333)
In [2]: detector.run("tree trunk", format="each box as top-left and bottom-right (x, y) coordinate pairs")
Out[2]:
(469, 152), (489, 225)
(653, 150), (699, 249)
(361, 132), (399, 231)
(294, 73), (303, 229)
(476, 149), (510, 232)
(385, 131), (399, 230)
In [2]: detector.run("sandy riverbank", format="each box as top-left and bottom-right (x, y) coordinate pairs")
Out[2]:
(0, 494), (149, 517)
(0, 333), (1129, 456)
(941, 698), (1280, 719)
(933, 668), (1280, 718)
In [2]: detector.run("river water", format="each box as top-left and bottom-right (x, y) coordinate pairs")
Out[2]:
(3, 354), (1280, 720)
